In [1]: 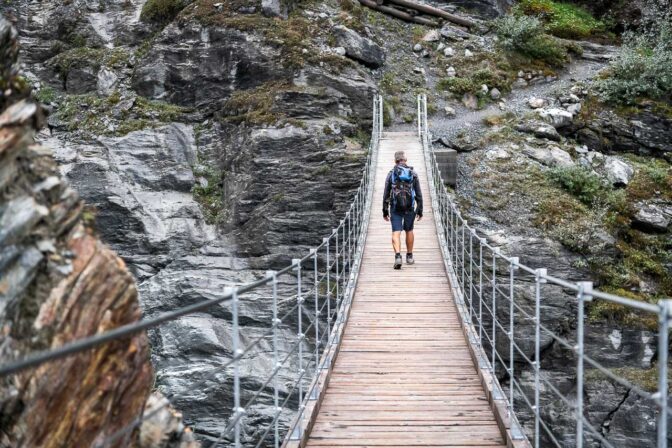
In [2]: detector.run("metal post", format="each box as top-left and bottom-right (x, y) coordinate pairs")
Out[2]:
(334, 227), (339, 324)
(576, 281), (592, 448)
(534, 268), (546, 448)
(312, 248), (319, 376)
(293, 259), (304, 439)
(379, 95), (383, 139)
(232, 288), (242, 448)
(469, 231), (474, 322)
(509, 257), (519, 418)
(417, 95), (421, 137)
(479, 240), (484, 344)
(657, 299), (670, 448)
(491, 250), (498, 386)
(324, 236), (331, 343)
(461, 220), (465, 289)
(267, 272), (280, 448)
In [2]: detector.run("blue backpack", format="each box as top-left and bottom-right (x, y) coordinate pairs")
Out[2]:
(391, 165), (415, 213)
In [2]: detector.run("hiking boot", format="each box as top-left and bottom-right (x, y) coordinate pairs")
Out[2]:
(406, 254), (415, 265)
(393, 254), (402, 269)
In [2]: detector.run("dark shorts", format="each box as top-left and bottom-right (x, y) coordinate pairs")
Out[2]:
(390, 210), (416, 232)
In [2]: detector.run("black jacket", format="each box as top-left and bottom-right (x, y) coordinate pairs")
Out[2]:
(382, 163), (423, 218)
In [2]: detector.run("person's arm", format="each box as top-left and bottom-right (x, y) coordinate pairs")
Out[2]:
(382, 171), (392, 218)
(414, 173), (423, 218)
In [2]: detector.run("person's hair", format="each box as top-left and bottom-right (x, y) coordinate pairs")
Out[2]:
(394, 151), (406, 163)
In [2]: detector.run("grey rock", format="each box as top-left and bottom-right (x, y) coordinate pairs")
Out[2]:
(0, 196), (49, 246)
(440, 24), (472, 41)
(528, 97), (546, 109)
(65, 66), (98, 94)
(522, 145), (555, 166)
(413, 43), (422, 52)
(97, 67), (118, 96)
(632, 202), (671, 232)
(536, 108), (574, 129)
(515, 121), (561, 142)
(566, 102), (582, 116)
(464, 49), (474, 58)
(443, 47), (455, 57)
(444, 106), (456, 117)
(333, 25), (385, 68)
(261, 0), (285, 17)
(489, 88), (501, 100)
(422, 29), (440, 42)
(462, 93), (478, 110)
(603, 156), (634, 187)
(550, 147), (574, 167)
(446, 66), (457, 78)
(512, 78), (528, 89)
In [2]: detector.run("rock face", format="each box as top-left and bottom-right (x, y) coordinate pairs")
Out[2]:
(2, 0), (377, 441)
(0, 19), (162, 447)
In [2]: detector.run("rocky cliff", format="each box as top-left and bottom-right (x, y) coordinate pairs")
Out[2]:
(0, 18), (198, 447)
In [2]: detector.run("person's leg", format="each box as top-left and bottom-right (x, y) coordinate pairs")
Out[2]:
(405, 230), (414, 253)
(390, 212), (403, 269)
(392, 231), (401, 253)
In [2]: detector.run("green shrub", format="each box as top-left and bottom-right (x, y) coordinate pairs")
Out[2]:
(437, 77), (476, 95)
(595, 21), (672, 105)
(516, 0), (605, 39)
(140, 0), (189, 23)
(495, 15), (569, 67)
(548, 166), (607, 204)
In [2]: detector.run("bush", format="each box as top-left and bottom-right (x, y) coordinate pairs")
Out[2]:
(595, 21), (672, 105)
(548, 166), (607, 204)
(140, 0), (189, 23)
(495, 15), (569, 67)
(516, 0), (605, 39)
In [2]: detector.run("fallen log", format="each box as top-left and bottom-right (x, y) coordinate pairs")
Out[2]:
(358, 0), (439, 27)
(385, 0), (476, 28)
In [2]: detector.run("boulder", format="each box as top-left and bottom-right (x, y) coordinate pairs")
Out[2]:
(97, 67), (118, 96)
(632, 202), (671, 232)
(464, 49), (474, 58)
(443, 47), (455, 57)
(446, 66), (457, 78)
(422, 29), (440, 42)
(444, 106), (456, 117)
(440, 24), (472, 41)
(522, 145), (555, 166)
(550, 147), (574, 167)
(490, 88), (501, 100)
(603, 156), (634, 186)
(515, 121), (561, 141)
(333, 25), (385, 68)
(261, 0), (285, 17)
(528, 97), (546, 109)
(536, 108), (574, 129)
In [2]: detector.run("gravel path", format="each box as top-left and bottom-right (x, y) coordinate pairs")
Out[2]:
(429, 57), (607, 140)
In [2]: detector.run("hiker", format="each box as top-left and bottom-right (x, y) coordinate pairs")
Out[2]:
(382, 150), (423, 269)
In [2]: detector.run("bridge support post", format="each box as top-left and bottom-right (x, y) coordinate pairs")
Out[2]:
(509, 257), (519, 419)
(292, 259), (305, 441)
(533, 268), (547, 448)
(657, 299), (670, 448)
(575, 281), (592, 448)
(266, 271), (281, 448)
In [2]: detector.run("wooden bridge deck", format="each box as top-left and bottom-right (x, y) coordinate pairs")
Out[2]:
(304, 132), (506, 447)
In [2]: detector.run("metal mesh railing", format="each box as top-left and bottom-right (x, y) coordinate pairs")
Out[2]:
(417, 94), (671, 448)
(0, 95), (384, 448)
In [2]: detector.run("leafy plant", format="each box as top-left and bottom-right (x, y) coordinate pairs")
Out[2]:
(547, 166), (607, 204)
(494, 15), (570, 67)
(140, 0), (190, 24)
(595, 20), (672, 105)
(516, 0), (605, 39)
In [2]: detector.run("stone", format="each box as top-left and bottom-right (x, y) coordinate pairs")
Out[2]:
(550, 147), (575, 167)
(480, 84), (489, 95)
(464, 49), (474, 58)
(333, 46), (346, 56)
(440, 24), (471, 41)
(632, 202), (670, 232)
(332, 25), (385, 68)
(261, 0), (285, 17)
(413, 67), (425, 75)
(413, 43), (422, 52)
(462, 93), (478, 110)
(528, 97), (546, 109)
(512, 78), (528, 89)
(421, 49), (430, 58)
(522, 145), (555, 166)
(603, 156), (634, 187)
(436, 42), (445, 52)
(97, 67), (118, 96)
(536, 108), (574, 129)
(446, 66), (456, 78)
(515, 121), (561, 142)
(444, 106), (456, 117)
(422, 30), (440, 42)
(443, 47), (455, 57)
(566, 103), (582, 115)
(486, 147), (510, 159)
(490, 88), (501, 100)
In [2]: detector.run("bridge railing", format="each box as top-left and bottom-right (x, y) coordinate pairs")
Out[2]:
(418, 94), (671, 448)
(0, 95), (383, 448)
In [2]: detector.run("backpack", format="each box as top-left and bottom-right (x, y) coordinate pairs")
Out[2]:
(391, 165), (415, 213)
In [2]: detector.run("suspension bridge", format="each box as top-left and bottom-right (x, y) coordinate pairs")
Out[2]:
(0, 95), (669, 448)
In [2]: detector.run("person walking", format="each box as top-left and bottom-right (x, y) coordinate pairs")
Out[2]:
(382, 150), (423, 269)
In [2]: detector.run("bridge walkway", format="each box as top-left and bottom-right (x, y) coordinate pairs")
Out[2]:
(304, 132), (506, 447)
